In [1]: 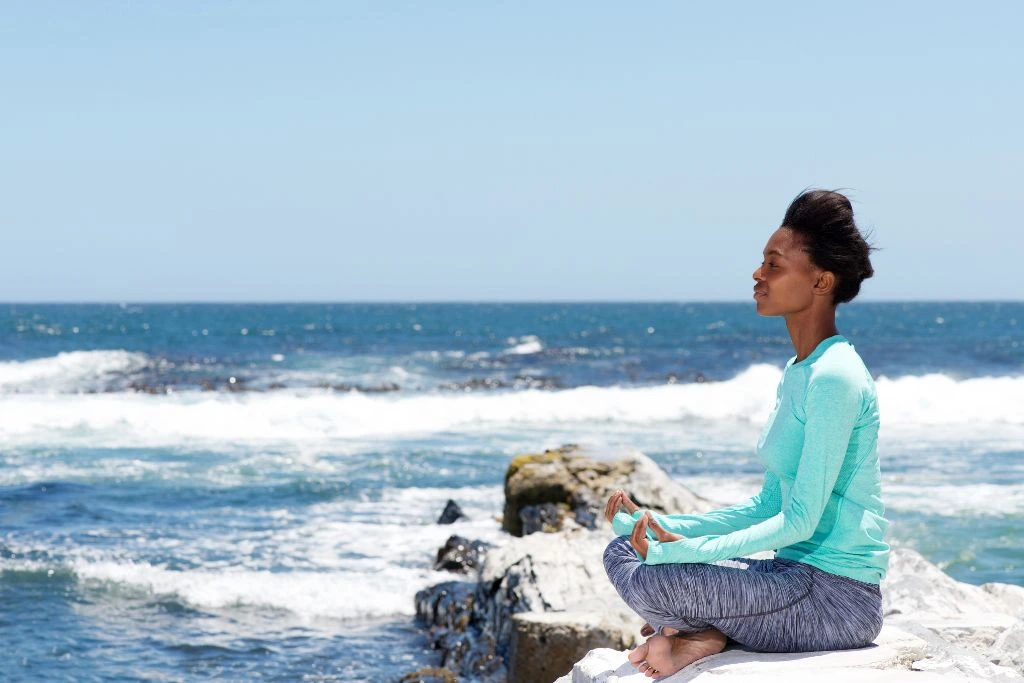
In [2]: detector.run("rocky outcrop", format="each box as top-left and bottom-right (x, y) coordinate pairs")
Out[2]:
(433, 535), (490, 574)
(510, 611), (636, 683)
(502, 444), (714, 537)
(416, 445), (701, 681)
(413, 444), (1024, 682)
(437, 499), (469, 524)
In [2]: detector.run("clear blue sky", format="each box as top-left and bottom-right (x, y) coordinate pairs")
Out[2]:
(2, 2), (1021, 302)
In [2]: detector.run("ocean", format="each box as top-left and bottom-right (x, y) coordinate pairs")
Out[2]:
(1, 302), (1021, 682)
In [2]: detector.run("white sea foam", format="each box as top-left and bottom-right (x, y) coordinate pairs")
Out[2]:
(0, 350), (149, 393)
(683, 475), (763, 506)
(876, 372), (1024, 426)
(504, 335), (544, 355)
(0, 364), (779, 449)
(2, 364), (1023, 452)
(71, 560), (431, 620)
(1, 485), (506, 622)
(882, 481), (1024, 517)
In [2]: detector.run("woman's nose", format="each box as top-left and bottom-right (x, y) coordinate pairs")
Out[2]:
(752, 265), (763, 281)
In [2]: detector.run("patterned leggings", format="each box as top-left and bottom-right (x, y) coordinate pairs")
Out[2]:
(603, 536), (883, 653)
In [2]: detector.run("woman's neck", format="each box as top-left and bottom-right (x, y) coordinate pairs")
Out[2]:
(784, 312), (839, 363)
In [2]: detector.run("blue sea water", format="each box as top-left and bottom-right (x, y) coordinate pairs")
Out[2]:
(0, 302), (1021, 682)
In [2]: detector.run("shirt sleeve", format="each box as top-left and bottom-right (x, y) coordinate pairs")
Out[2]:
(643, 371), (862, 566)
(610, 472), (782, 537)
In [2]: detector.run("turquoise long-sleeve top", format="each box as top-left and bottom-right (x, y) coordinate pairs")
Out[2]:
(613, 334), (890, 584)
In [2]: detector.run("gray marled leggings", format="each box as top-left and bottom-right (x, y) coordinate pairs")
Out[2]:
(603, 536), (883, 653)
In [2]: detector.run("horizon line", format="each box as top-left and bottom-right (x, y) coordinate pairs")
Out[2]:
(2, 298), (1022, 306)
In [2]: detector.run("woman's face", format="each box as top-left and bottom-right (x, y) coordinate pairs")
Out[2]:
(752, 227), (826, 316)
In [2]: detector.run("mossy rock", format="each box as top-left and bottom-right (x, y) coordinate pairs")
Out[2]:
(501, 444), (652, 537)
(398, 667), (458, 683)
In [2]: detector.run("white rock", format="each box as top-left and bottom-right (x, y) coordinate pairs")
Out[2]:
(982, 583), (1024, 620)
(556, 624), (1016, 682)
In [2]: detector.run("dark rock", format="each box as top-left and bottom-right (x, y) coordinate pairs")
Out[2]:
(437, 499), (468, 525)
(434, 535), (489, 574)
(511, 374), (562, 389)
(571, 489), (600, 530)
(414, 446), (714, 681)
(573, 504), (598, 530)
(501, 444), (712, 537)
(315, 381), (401, 393)
(398, 666), (458, 683)
(519, 503), (563, 535)
(415, 581), (503, 678)
(440, 377), (511, 391)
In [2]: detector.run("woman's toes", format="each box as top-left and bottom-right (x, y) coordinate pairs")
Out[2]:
(628, 641), (649, 666)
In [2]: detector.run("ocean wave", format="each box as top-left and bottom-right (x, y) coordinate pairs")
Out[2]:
(2, 365), (1024, 450)
(0, 350), (150, 393)
(1, 485), (506, 622)
(503, 334), (544, 355)
(882, 482), (1024, 517)
(0, 364), (778, 448)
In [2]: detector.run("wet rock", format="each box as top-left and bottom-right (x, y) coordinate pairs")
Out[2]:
(440, 377), (511, 391)
(519, 502), (563, 535)
(433, 535), (489, 574)
(437, 499), (468, 525)
(511, 374), (561, 389)
(315, 381), (401, 393)
(397, 666), (458, 683)
(414, 581), (502, 679)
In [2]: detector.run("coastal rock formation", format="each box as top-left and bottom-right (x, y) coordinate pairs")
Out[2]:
(433, 535), (490, 574)
(413, 445), (1024, 682)
(416, 445), (702, 681)
(437, 499), (469, 524)
(502, 444), (715, 537)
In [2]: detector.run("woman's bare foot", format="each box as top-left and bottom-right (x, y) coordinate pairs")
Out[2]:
(629, 629), (727, 679)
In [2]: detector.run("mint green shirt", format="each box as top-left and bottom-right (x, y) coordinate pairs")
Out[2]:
(613, 334), (890, 584)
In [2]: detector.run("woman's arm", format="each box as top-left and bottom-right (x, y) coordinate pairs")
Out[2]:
(641, 371), (861, 565)
(610, 470), (782, 537)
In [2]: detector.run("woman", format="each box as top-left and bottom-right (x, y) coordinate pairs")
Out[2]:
(603, 188), (888, 679)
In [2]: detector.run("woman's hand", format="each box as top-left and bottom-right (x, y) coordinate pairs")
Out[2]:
(604, 489), (640, 523)
(629, 512), (685, 560)
(630, 512), (651, 559)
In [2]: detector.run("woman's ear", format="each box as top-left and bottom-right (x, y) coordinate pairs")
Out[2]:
(814, 270), (837, 296)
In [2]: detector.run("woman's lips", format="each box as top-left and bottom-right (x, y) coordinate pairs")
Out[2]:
(753, 290), (767, 299)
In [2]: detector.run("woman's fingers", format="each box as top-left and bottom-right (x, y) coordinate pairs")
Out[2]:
(604, 490), (622, 523)
(622, 493), (639, 514)
(629, 514), (641, 546)
(630, 512), (650, 559)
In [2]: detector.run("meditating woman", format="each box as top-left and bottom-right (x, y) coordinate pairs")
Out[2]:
(603, 188), (888, 679)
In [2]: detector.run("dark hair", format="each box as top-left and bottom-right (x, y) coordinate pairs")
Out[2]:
(781, 188), (878, 305)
